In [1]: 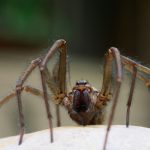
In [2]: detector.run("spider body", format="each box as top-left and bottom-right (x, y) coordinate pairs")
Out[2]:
(0, 39), (150, 150)
(64, 80), (104, 125)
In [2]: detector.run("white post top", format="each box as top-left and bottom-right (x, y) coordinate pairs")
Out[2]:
(0, 125), (150, 150)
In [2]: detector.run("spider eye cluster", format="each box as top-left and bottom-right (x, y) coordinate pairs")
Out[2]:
(76, 80), (88, 86)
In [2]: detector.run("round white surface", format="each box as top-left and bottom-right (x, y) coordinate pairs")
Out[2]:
(0, 125), (150, 150)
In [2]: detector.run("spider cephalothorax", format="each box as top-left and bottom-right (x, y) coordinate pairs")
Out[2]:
(0, 39), (150, 150)
(73, 88), (91, 113)
(72, 80), (92, 113)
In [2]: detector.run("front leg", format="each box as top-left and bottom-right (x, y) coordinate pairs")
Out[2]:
(98, 48), (123, 150)
(15, 58), (42, 145)
(40, 67), (53, 143)
(96, 51), (113, 109)
(41, 39), (67, 127)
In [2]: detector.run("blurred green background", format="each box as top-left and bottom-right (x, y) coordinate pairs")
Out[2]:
(0, 0), (150, 138)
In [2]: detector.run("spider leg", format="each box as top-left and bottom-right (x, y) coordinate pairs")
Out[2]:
(121, 55), (150, 88)
(40, 68), (54, 143)
(126, 66), (137, 127)
(46, 40), (67, 94)
(23, 85), (45, 98)
(0, 85), (51, 108)
(55, 105), (61, 127)
(40, 39), (67, 127)
(42, 66), (61, 127)
(97, 49), (113, 106)
(0, 85), (52, 141)
(102, 47), (123, 150)
(0, 92), (16, 108)
(15, 58), (42, 145)
(120, 56), (150, 127)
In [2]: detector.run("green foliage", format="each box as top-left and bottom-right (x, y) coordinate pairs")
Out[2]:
(0, 0), (72, 43)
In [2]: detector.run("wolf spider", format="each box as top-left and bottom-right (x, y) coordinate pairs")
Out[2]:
(0, 39), (150, 150)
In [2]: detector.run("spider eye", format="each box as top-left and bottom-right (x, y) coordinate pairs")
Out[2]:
(76, 81), (79, 85)
(76, 80), (88, 85)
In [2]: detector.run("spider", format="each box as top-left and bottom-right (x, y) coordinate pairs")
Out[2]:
(0, 39), (150, 150)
